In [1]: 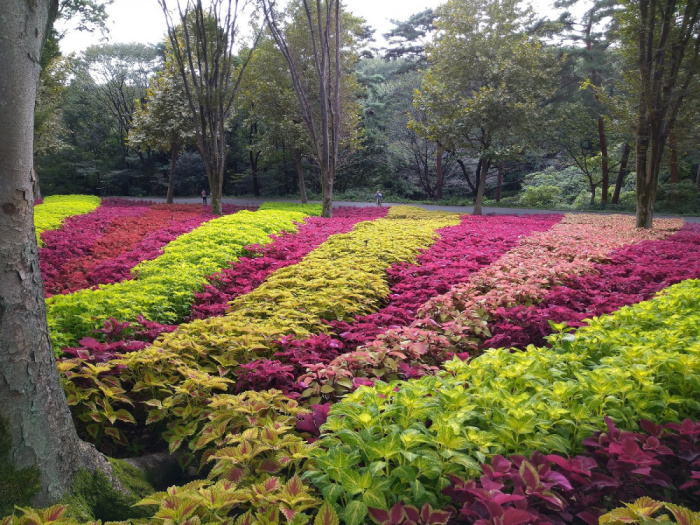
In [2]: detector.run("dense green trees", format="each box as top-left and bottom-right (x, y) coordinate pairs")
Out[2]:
(29, 0), (699, 216)
(412, 0), (561, 215)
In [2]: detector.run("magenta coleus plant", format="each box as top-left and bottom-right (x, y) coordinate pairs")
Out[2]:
(40, 201), (152, 295)
(443, 417), (700, 524)
(485, 223), (700, 349)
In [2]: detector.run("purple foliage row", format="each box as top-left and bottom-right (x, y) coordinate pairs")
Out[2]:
(485, 223), (700, 350)
(272, 214), (563, 374)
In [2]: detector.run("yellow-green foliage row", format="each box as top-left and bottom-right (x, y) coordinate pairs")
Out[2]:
(34, 195), (101, 246)
(144, 206), (461, 372)
(311, 279), (700, 513)
(258, 202), (323, 216)
(46, 209), (309, 350)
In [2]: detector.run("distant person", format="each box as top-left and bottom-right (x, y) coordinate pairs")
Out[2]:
(201, 190), (207, 204)
(374, 190), (383, 207)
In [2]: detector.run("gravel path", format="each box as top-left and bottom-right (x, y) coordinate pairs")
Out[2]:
(123, 196), (700, 223)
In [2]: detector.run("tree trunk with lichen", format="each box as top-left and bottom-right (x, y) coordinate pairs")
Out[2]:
(0, 0), (116, 509)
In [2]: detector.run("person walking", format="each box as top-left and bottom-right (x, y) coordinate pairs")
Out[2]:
(374, 190), (383, 207)
(201, 189), (207, 204)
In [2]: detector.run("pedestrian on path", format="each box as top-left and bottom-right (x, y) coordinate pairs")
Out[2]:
(374, 190), (383, 207)
(201, 190), (207, 204)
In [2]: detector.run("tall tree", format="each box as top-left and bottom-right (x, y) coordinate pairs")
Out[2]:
(158, 0), (259, 215)
(0, 0), (115, 509)
(556, 0), (621, 204)
(129, 50), (195, 203)
(620, 0), (700, 227)
(81, 43), (161, 166)
(412, 0), (560, 215)
(261, 0), (345, 218)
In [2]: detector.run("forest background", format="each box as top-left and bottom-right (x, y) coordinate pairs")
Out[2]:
(35, 0), (700, 216)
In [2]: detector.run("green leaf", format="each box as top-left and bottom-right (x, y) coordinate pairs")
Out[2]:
(344, 500), (368, 525)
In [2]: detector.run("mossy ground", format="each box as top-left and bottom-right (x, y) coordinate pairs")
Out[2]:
(0, 419), (42, 517)
(57, 459), (156, 522)
(0, 423), (156, 523)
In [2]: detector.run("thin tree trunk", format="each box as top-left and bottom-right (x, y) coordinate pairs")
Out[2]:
(295, 149), (307, 203)
(612, 142), (631, 205)
(496, 162), (503, 203)
(473, 158), (490, 215)
(435, 145), (444, 200)
(167, 141), (178, 204)
(455, 158), (477, 194)
(0, 0), (116, 507)
(696, 162), (700, 190)
(598, 117), (609, 204)
(250, 151), (260, 197)
(669, 132), (679, 183)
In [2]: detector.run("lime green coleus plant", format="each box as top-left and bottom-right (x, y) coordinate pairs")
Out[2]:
(307, 279), (700, 524)
(34, 195), (101, 245)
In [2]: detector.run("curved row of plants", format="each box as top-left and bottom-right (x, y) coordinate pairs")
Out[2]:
(47, 208), (311, 349)
(34, 195), (102, 245)
(58, 206), (462, 453)
(190, 206), (388, 320)
(7, 203), (700, 524)
(41, 202), (255, 296)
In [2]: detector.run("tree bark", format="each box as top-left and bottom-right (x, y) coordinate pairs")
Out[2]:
(0, 0), (115, 507)
(473, 158), (490, 215)
(435, 145), (444, 200)
(32, 156), (41, 200)
(496, 162), (503, 203)
(295, 149), (308, 203)
(166, 141), (178, 204)
(612, 142), (631, 205)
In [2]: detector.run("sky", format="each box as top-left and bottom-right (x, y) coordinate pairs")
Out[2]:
(57, 0), (562, 55)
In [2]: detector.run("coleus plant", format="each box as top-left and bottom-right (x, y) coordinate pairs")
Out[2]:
(309, 279), (700, 520)
(485, 223), (700, 349)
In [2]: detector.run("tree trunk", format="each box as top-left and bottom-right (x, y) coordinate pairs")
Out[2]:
(496, 162), (503, 203)
(590, 185), (597, 205)
(295, 149), (307, 204)
(322, 166), (334, 218)
(435, 145), (444, 200)
(32, 156), (41, 200)
(250, 151), (260, 197)
(455, 158), (477, 194)
(669, 131), (679, 204)
(0, 0), (115, 508)
(473, 158), (490, 215)
(612, 142), (631, 205)
(636, 125), (665, 228)
(669, 132), (679, 184)
(696, 162), (700, 191)
(598, 116), (609, 204)
(166, 141), (178, 204)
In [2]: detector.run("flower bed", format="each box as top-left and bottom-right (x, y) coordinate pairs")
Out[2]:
(34, 194), (101, 245)
(58, 207), (461, 452)
(8, 209), (700, 524)
(486, 222), (700, 349)
(190, 206), (388, 320)
(308, 278), (700, 523)
(47, 208), (309, 349)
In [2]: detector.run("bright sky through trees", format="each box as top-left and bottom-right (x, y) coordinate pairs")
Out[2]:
(57, 0), (563, 55)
